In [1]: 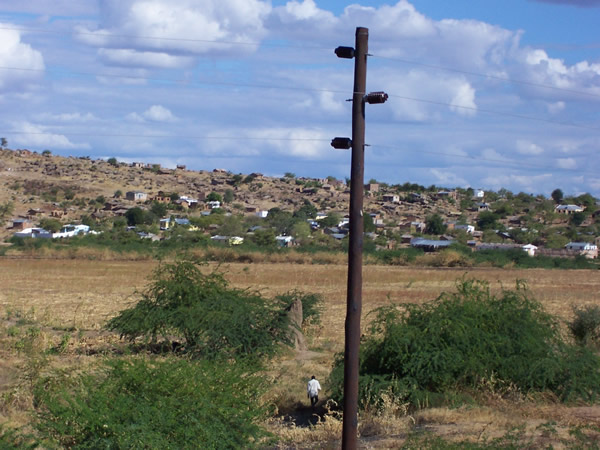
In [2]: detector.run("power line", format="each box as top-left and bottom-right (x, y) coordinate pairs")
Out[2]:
(370, 142), (599, 177)
(370, 53), (600, 100)
(1, 64), (598, 132)
(0, 129), (330, 142)
(386, 93), (600, 131)
(0, 65), (348, 95)
(4, 24), (597, 99)
(0, 25), (329, 50)
(2, 128), (596, 177)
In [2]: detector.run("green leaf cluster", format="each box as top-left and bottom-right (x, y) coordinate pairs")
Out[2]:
(329, 279), (600, 408)
(106, 259), (291, 359)
(33, 357), (270, 449)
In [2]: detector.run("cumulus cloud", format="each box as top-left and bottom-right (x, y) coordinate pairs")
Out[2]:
(75, 0), (271, 68)
(11, 122), (89, 150)
(143, 105), (176, 122)
(556, 157), (577, 169)
(0, 25), (45, 93)
(35, 112), (98, 122)
(429, 168), (468, 187)
(378, 69), (477, 121)
(247, 127), (328, 159)
(516, 140), (544, 155)
(98, 48), (194, 69)
(126, 105), (176, 122)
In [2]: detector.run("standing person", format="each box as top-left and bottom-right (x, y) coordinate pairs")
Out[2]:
(307, 375), (321, 407)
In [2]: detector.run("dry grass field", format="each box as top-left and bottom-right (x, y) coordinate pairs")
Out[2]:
(1, 258), (600, 447)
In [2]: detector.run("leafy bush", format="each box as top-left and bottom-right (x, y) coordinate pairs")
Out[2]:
(34, 357), (270, 449)
(275, 290), (324, 326)
(569, 305), (600, 347)
(329, 279), (600, 409)
(107, 259), (292, 359)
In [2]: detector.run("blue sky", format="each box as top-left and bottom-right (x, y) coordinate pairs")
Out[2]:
(0, 0), (599, 197)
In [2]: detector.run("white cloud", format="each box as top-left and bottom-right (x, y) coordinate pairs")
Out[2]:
(516, 140), (544, 155)
(556, 157), (577, 169)
(35, 112), (97, 123)
(98, 48), (194, 69)
(546, 101), (565, 114)
(480, 148), (511, 162)
(482, 173), (553, 192)
(143, 105), (176, 122)
(0, 25), (45, 92)
(75, 0), (271, 68)
(126, 112), (145, 123)
(11, 122), (89, 150)
(429, 168), (468, 187)
(248, 127), (328, 159)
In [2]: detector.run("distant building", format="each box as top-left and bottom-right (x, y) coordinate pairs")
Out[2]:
(555, 205), (584, 214)
(565, 242), (598, 259)
(126, 191), (147, 202)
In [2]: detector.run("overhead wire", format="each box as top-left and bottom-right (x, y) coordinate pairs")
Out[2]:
(0, 64), (598, 132)
(1, 24), (599, 181)
(1, 128), (597, 178)
(369, 53), (600, 100)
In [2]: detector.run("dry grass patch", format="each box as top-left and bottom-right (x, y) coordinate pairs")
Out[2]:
(1, 258), (599, 447)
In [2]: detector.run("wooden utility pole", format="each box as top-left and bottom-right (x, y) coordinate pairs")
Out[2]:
(342, 26), (368, 450)
(333, 27), (387, 449)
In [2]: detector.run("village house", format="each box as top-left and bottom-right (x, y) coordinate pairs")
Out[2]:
(364, 183), (379, 193)
(126, 191), (147, 202)
(10, 218), (33, 230)
(382, 194), (400, 203)
(565, 242), (598, 259)
(555, 204), (585, 214)
(437, 190), (458, 201)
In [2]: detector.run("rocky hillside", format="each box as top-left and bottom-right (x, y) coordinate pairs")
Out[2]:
(1, 148), (597, 249)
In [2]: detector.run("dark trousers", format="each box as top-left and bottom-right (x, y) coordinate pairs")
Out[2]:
(310, 395), (318, 406)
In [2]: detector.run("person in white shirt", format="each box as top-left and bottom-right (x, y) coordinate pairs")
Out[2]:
(307, 375), (321, 407)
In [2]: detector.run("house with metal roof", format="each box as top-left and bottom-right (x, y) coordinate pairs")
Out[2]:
(555, 204), (584, 214)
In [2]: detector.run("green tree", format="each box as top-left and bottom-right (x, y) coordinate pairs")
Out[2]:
(107, 157), (118, 166)
(0, 201), (14, 225)
(551, 188), (564, 204)
(251, 229), (277, 248)
(266, 208), (295, 234)
(329, 280), (600, 408)
(106, 260), (291, 358)
(223, 189), (234, 203)
(477, 211), (500, 231)
(150, 201), (168, 218)
(39, 218), (61, 233)
(114, 190), (123, 198)
(364, 213), (376, 233)
(576, 193), (596, 210)
(125, 207), (146, 226)
(425, 213), (446, 235)
(206, 192), (222, 203)
(284, 172), (296, 179)
(291, 221), (311, 240)
(35, 358), (271, 448)
(570, 212), (586, 227)
(294, 200), (317, 220)
(0, 137), (7, 148)
(320, 213), (341, 228)
(42, 150), (52, 156)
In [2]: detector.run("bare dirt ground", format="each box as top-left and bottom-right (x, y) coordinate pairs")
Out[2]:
(1, 258), (600, 447)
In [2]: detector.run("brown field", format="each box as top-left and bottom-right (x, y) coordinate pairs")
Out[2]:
(1, 258), (600, 447)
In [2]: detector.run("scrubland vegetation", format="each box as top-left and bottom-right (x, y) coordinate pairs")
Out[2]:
(1, 258), (600, 447)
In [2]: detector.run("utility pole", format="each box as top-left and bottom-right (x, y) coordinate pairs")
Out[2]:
(332, 27), (387, 449)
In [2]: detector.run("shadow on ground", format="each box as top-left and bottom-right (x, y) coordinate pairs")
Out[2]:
(278, 400), (331, 427)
